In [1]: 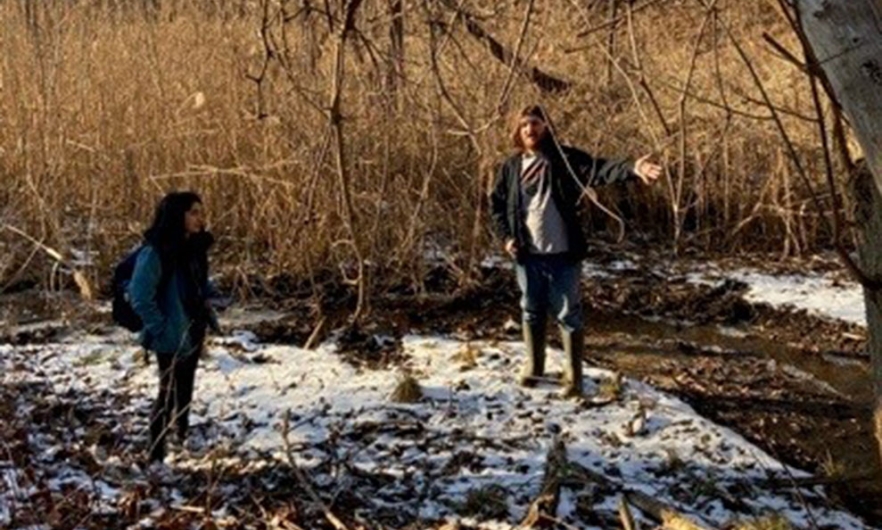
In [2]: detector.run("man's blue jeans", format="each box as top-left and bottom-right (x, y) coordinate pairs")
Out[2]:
(515, 254), (583, 332)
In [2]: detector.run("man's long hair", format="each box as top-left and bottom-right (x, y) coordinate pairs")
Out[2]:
(509, 104), (558, 153)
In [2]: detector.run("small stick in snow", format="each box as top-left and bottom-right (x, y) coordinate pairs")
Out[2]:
(618, 496), (639, 530)
(304, 316), (327, 350)
(281, 409), (351, 530)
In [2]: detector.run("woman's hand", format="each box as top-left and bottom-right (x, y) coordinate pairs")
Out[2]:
(205, 301), (222, 335)
(505, 238), (518, 259)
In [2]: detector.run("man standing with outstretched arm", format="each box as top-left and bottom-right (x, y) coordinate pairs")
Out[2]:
(490, 105), (662, 398)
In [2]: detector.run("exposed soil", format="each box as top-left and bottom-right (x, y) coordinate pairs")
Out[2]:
(311, 244), (881, 525)
(1, 242), (879, 527)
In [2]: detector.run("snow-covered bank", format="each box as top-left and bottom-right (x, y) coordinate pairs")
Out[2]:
(484, 248), (867, 328)
(687, 264), (866, 327)
(0, 330), (873, 529)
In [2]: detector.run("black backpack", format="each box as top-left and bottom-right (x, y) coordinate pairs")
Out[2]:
(111, 246), (169, 332)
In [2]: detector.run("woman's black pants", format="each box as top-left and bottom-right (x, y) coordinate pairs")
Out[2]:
(148, 351), (199, 462)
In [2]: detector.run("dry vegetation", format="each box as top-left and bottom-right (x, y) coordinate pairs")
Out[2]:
(0, 0), (855, 303)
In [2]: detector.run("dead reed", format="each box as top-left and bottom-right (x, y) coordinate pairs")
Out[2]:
(0, 0), (852, 303)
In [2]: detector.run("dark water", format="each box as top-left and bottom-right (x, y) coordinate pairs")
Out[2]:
(585, 311), (882, 525)
(589, 311), (872, 402)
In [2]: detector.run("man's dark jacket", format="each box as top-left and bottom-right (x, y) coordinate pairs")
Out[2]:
(490, 145), (634, 262)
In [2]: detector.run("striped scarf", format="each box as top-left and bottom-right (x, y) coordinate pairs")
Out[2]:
(521, 155), (550, 192)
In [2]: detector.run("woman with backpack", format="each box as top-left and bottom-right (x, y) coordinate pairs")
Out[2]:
(128, 191), (218, 464)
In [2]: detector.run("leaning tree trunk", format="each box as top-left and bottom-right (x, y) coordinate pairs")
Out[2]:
(798, 1), (882, 187)
(852, 166), (882, 469)
(796, 0), (882, 466)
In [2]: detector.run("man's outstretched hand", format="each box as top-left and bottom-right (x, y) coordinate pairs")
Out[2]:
(634, 155), (662, 185)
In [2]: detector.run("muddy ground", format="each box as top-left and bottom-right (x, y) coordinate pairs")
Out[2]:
(1, 242), (879, 527)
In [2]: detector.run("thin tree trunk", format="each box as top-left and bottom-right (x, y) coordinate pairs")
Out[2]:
(330, 0), (367, 321)
(605, 0), (617, 86)
(387, 0), (404, 110)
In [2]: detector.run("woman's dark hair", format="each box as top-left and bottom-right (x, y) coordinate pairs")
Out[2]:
(144, 191), (207, 259)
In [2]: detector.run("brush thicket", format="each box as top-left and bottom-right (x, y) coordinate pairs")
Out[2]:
(0, 1), (848, 296)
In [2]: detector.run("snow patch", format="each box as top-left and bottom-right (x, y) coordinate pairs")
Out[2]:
(0, 330), (873, 529)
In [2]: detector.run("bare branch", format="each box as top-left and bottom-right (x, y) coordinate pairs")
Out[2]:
(438, 0), (571, 93)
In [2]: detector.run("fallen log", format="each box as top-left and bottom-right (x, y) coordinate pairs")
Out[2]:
(3, 224), (93, 300)
(0, 320), (69, 345)
(623, 491), (715, 530)
(761, 471), (877, 489)
(521, 436), (568, 528)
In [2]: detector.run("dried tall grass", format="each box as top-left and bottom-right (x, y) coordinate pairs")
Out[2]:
(0, 0), (851, 300)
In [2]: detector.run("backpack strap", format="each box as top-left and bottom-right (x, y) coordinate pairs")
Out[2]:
(153, 247), (175, 296)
